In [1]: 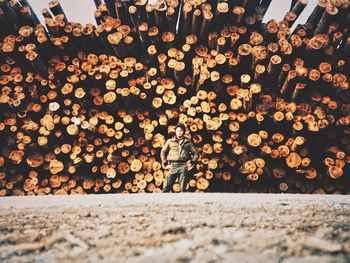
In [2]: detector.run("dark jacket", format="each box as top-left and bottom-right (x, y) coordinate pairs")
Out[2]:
(160, 137), (199, 165)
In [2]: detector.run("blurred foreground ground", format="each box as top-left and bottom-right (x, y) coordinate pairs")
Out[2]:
(0, 193), (349, 263)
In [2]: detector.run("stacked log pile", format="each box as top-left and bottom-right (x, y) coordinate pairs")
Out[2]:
(0, 0), (349, 196)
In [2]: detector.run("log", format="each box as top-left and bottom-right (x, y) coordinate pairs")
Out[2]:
(49, 0), (68, 23)
(290, 0), (308, 17)
(306, 0), (328, 26)
(313, 4), (338, 35)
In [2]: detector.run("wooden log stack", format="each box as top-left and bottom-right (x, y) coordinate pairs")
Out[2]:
(0, 0), (349, 196)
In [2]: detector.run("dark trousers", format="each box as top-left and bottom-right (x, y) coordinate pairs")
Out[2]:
(162, 163), (188, 192)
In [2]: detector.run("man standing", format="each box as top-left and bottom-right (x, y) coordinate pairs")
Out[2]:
(161, 124), (199, 192)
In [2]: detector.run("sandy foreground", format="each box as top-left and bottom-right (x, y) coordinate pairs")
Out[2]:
(0, 193), (349, 263)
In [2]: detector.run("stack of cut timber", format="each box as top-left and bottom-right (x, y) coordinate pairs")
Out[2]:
(0, 0), (349, 196)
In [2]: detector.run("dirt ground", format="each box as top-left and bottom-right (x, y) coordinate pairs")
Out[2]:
(0, 193), (349, 263)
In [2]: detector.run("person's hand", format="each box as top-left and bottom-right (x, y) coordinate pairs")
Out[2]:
(185, 162), (192, 169)
(165, 164), (172, 170)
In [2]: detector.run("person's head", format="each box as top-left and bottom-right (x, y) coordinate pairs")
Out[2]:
(175, 124), (186, 139)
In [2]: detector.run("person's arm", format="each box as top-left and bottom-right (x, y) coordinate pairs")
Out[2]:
(160, 140), (170, 167)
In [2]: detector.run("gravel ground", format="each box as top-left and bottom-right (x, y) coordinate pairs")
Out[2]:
(0, 193), (349, 263)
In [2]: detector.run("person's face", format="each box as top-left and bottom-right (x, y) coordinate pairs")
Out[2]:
(175, 127), (184, 139)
